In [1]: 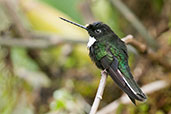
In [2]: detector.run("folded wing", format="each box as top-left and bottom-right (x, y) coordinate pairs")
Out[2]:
(100, 55), (146, 104)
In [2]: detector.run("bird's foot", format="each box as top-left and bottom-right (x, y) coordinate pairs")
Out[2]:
(101, 69), (108, 75)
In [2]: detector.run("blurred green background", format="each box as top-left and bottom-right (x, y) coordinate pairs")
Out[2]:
(0, 0), (171, 114)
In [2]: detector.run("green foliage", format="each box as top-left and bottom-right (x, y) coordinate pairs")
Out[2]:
(0, 48), (21, 114)
(116, 104), (125, 114)
(116, 103), (150, 114)
(50, 89), (72, 110)
(137, 103), (149, 113)
(168, 36), (171, 45)
(0, 73), (19, 114)
(127, 105), (136, 114)
(49, 87), (89, 114)
(62, 46), (90, 69)
(11, 48), (50, 89)
(11, 48), (39, 71)
(152, 0), (164, 13)
(74, 80), (97, 97)
(91, 0), (124, 37)
(39, 0), (83, 23)
(156, 110), (165, 114)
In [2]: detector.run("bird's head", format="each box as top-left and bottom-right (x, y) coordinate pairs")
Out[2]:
(86, 22), (113, 39)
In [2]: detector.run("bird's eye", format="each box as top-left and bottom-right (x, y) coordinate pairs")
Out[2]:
(95, 29), (102, 34)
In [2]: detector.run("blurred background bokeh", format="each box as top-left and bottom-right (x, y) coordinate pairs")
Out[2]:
(0, 0), (171, 114)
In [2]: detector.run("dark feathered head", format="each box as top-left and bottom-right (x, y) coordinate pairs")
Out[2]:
(86, 22), (113, 39)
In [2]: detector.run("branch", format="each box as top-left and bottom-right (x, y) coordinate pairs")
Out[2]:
(122, 35), (147, 53)
(89, 71), (108, 114)
(0, 36), (86, 48)
(97, 80), (169, 114)
(123, 36), (171, 71)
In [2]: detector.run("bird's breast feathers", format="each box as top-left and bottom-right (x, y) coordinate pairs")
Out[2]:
(87, 36), (96, 48)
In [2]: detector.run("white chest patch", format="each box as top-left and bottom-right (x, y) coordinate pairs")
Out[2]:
(87, 36), (96, 48)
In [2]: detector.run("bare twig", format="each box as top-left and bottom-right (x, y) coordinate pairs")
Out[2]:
(97, 80), (169, 114)
(122, 35), (171, 71)
(89, 71), (108, 114)
(122, 35), (147, 53)
(0, 37), (61, 48)
(0, 36), (86, 48)
(110, 0), (158, 50)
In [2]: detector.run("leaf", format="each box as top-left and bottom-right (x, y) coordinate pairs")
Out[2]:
(11, 48), (50, 88)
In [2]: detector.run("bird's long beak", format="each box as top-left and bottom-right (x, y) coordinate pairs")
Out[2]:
(59, 17), (87, 30)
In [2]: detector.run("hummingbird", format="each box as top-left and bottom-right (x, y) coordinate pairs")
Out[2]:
(59, 17), (147, 104)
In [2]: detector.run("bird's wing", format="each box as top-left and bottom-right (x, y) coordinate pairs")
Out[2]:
(113, 43), (146, 101)
(100, 45), (146, 103)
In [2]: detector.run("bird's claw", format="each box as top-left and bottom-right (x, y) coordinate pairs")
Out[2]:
(101, 69), (108, 75)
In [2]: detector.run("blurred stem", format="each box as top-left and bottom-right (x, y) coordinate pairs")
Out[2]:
(1, 0), (31, 38)
(89, 71), (107, 114)
(110, 0), (158, 50)
(0, 35), (87, 48)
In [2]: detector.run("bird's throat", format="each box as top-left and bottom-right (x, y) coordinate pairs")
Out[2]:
(87, 36), (96, 48)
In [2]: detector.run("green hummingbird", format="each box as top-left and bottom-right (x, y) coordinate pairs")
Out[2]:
(59, 17), (147, 104)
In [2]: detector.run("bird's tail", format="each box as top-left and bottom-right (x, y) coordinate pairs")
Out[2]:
(107, 64), (147, 103)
